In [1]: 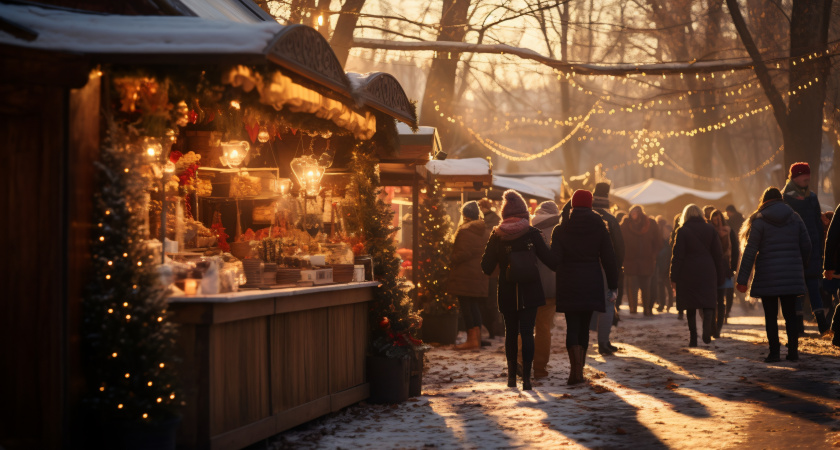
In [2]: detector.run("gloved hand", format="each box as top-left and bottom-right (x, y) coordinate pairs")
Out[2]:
(608, 290), (618, 303)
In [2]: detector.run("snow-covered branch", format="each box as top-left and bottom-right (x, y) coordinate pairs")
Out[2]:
(350, 38), (796, 75)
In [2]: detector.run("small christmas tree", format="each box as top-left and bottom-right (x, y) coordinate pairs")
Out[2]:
(416, 179), (455, 314)
(348, 150), (424, 358)
(82, 127), (181, 425)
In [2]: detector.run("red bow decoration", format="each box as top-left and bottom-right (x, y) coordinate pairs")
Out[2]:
(188, 110), (198, 124)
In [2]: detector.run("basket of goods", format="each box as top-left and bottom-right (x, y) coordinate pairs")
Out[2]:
(230, 241), (253, 260)
(241, 259), (264, 288)
(329, 264), (355, 283)
(230, 174), (262, 197)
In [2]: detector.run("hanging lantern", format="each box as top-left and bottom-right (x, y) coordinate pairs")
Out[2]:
(219, 141), (249, 168)
(144, 137), (163, 160)
(257, 128), (270, 143)
(290, 155), (325, 197)
(269, 177), (292, 195)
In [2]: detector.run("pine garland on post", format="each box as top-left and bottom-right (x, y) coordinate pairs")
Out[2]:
(348, 150), (425, 358)
(416, 179), (455, 315)
(82, 127), (181, 425)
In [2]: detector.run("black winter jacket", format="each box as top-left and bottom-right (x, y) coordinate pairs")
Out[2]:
(670, 217), (724, 310)
(481, 227), (559, 313)
(736, 200), (810, 298)
(783, 187), (823, 277)
(551, 208), (619, 313)
(824, 203), (840, 272)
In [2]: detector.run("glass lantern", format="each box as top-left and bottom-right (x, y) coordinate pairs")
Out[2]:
(290, 155), (325, 197)
(219, 140), (249, 169)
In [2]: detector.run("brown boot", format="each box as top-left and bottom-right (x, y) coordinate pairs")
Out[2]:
(454, 327), (480, 350)
(577, 346), (588, 383)
(566, 346), (585, 385)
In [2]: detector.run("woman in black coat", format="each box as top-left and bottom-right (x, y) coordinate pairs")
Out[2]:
(736, 188), (810, 362)
(482, 190), (559, 390)
(670, 204), (724, 347)
(551, 190), (619, 385)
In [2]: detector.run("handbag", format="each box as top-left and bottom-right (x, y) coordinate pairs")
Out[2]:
(505, 238), (539, 283)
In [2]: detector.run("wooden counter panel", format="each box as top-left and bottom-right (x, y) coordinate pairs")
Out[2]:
(270, 309), (330, 412)
(209, 318), (270, 436)
(328, 302), (368, 393)
(275, 286), (374, 315)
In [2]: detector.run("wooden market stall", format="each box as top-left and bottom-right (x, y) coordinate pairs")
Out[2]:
(0, 3), (417, 450)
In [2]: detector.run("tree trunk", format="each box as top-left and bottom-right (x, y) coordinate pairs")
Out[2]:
(331, 0), (367, 67)
(419, 0), (472, 145)
(786, 0), (832, 186)
(558, 1), (578, 174)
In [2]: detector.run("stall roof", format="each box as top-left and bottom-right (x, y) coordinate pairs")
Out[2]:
(0, 3), (281, 56)
(493, 175), (555, 200)
(418, 158), (492, 183)
(495, 171), (564, 199)
(0, 3), (417, 127)
(179, 0), (274, 23)
(612, 178), (729, 205)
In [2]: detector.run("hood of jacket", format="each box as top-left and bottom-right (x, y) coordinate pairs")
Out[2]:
(459, 218), (487, 236)
(532, 213), (560, 231)
(759, 200), (795, 227)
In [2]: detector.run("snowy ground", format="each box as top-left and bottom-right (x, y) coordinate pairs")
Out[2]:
(262, 303), (840, 449)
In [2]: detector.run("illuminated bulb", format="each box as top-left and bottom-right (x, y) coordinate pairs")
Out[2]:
(107, 309), (113, 313)
(126, 314), (131, 320)
(118, 404), (123, 409)
(170, 394), (175, 399)
(148, 381), (153, 386)
(112, 352), (117, 358)
(108, 261), (113, 266)
(157, 398), (162, 403)
(230, 100), (241, 110)
(125, 373), (130, 378)
(160, 363), (165, 368)
(142, 413), (148, 419)
(99, 236), (105, 242)
(123, 253), (128, 257)
(157, 317), (163, 322)
(137, 261), (142, 267)
(100, 386), (105, 391)
(105, 275), (111, 280)
(123, 302), (128, 307)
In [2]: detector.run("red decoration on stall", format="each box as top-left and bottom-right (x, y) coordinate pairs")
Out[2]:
(169, 150), (183, 163)
(290, 128), (297, 135)
(211, 222), (230, 253)
(379, 317), (390, 329)
(245, 123), (259, 143)
(205, 110), (215, 123)
(188, 110), (198, 124)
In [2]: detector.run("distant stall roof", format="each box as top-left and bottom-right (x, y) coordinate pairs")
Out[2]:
(496, 172), (565, 199)
(417, 158), (493, 187)
(493, 175), (555, 201)
(611, 178), (729, 205)
(389, 122), (441, 162)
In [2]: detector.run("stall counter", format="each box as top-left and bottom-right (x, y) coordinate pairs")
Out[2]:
(169, 281), (378, 450)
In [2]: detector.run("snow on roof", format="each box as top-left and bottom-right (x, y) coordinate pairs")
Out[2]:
(521, 176), (564, 196)
(396, 122), (436, 135)
(0, 4), (282, 55)
(180, 0), (272, 23)
(425, 158), (490, 176)
(611, 178), (729, 205)
(493, 175), (555, 200)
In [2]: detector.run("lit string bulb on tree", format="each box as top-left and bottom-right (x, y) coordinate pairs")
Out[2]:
(416, 179), (455, 315)
(83, 125), (180, 425)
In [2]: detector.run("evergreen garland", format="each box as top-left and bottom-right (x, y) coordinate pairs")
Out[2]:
(416, 180), (456, 315)
(348, 150), (425, 359)
(82, 125), (181, 425)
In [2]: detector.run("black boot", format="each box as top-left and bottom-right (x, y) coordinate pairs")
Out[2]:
(678, 310), (684, 320)
(689, 332), (698, 347)
(786, 323), (800, 361)
(815, 310), (829, 335)
(765, 350), (781, 362)
(598, 342), (614, 356)
(715, 299), (725, 339)
(607, 341), (619, 352)
(522, 360), (532, 390)
(702, 309), (714, 344)
(507, 362), (517, 388)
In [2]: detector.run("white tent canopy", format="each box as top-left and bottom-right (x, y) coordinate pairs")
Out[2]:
(423, 158), (490, 177)
(612, 178), (729, 205)
(493, 175), (555, 200)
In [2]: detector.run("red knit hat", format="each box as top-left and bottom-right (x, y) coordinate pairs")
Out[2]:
(571, 189), (593, 209)
(789, 162), (810, 179)
(500, 190), (529, 219)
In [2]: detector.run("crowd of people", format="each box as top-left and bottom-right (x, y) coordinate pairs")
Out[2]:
(444, 161), (840, 391)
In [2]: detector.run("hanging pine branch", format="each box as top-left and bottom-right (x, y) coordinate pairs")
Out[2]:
(82, 124), (181, 425)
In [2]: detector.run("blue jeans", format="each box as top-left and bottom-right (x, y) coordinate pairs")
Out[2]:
(796, 278), (824, 319)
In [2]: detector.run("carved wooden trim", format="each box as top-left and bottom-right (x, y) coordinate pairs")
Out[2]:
(264, 25), (352, 97)
(354, 72), (417, 126)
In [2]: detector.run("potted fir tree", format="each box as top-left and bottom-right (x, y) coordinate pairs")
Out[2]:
(348, 151), (428, 403)
(82, 128), (182, 449)
(416, 180), (458, 345)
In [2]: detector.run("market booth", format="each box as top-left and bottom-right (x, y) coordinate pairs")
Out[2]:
(611, 178), (732, 218)
(0, 4), (416, 450)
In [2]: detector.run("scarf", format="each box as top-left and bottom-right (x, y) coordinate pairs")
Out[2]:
(494, 217), (530, 237)
(625, 215), (651, 235)
(784, 179), (810, 200)
(592, 196), (610, 209)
